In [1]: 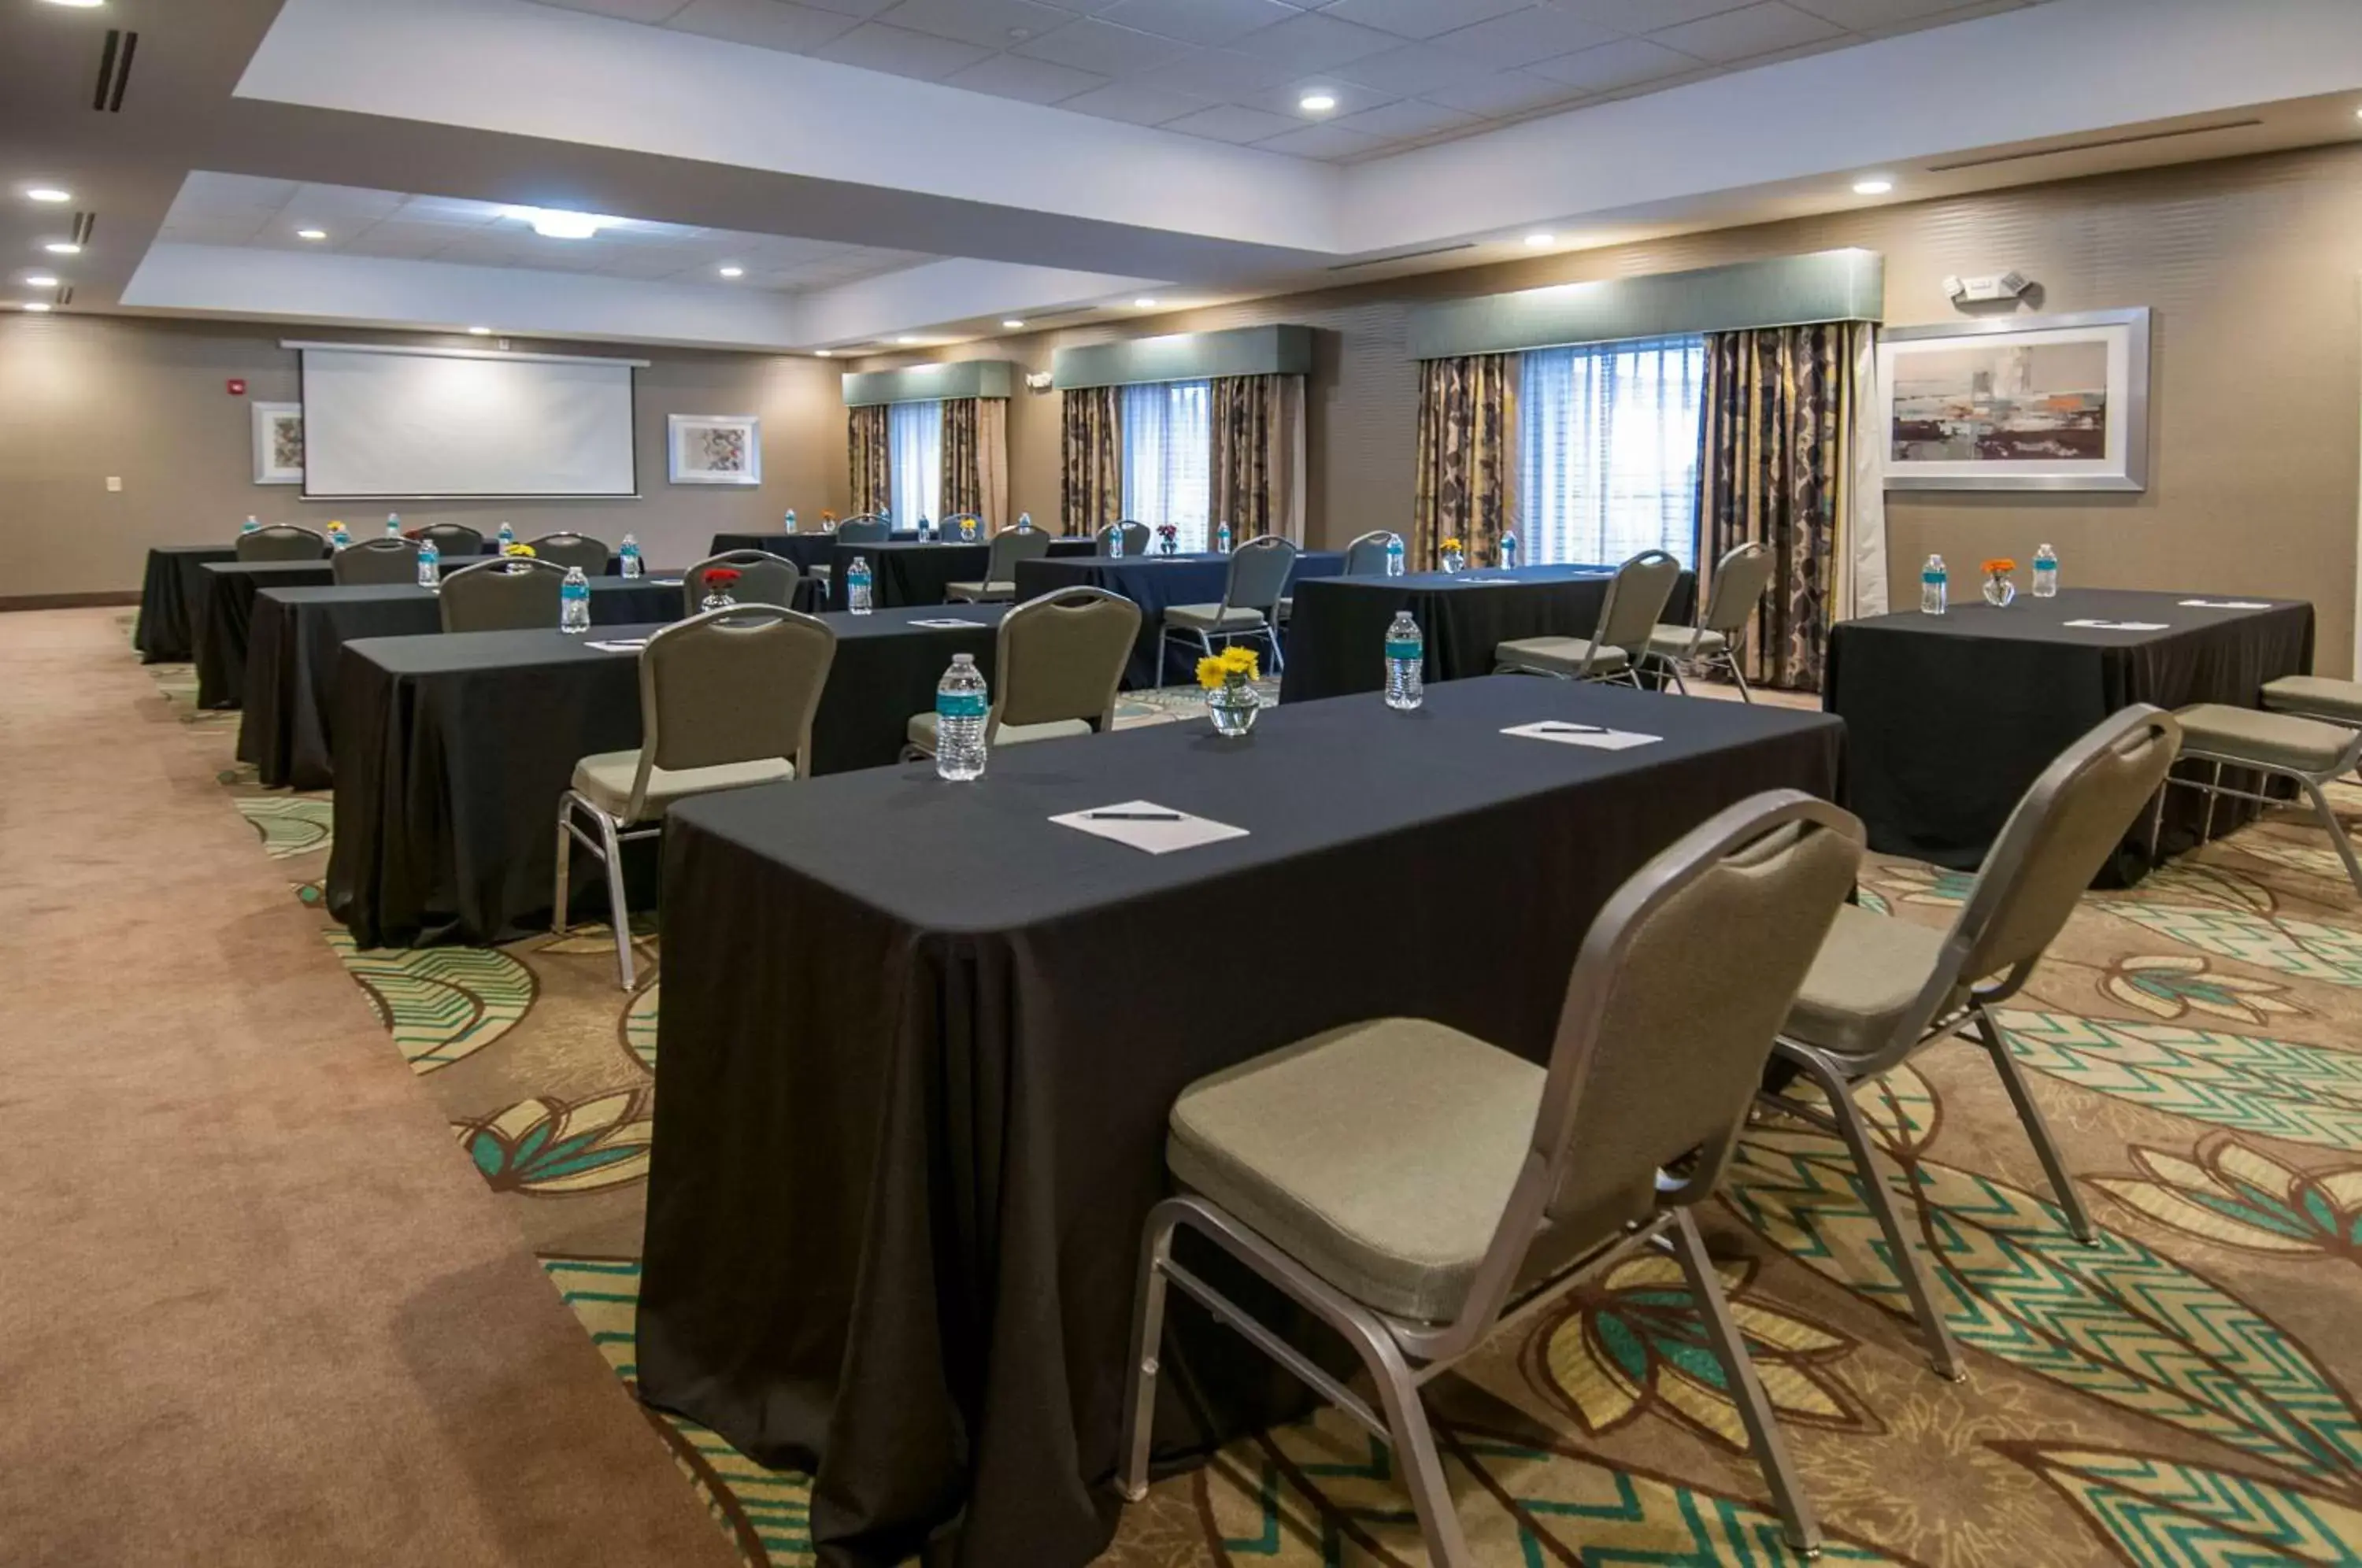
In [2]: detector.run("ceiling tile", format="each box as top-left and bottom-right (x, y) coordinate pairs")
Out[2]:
(872, 0), (1081, 51)
(1251, 121), (1389, 159)
(1053, 81), (1216, 123)
(1244, 11), (1402, 71)
(1236, 76), (1394, 117)
(1854, 0), (2031, 31)
(1161, 103), (1308, 142)
(529, 0), (698, 22)
(1316, 0), (1535, 41)
(1331, 42), (1493, 95)
(940, 50), (1109, 102)
(812, 20), (994, 76)
(1551, 0), (1750, 28)
(664, 0), (861, 52)
(1012, 17), (1195, 73)
(1129, 46), (1296, 98)
(1432, 4), (1621, 67)
(1417, 68), (1587, 116)
(1787, 0), (1966, 24)
(1646, 1), (1844, 61)
(1525, 36), (1701, 89)
(1330, 97), (1479, 139)
(792, 0), (904, 18)
(1591, 61), (1721, 98)
(1094, 0), (1300, 46)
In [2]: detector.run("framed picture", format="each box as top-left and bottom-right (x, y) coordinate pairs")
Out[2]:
(252, 401), (304, 485)
(668, 414), (762, 486)
(1879, 308), (2150, 491)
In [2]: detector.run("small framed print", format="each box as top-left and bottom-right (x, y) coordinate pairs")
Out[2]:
(252, 401), (304, 485)
(668, 414), (762, 486)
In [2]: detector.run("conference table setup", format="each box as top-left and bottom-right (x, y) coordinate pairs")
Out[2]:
(822, 534), (1101, 611)
(1014, 548), (1347, 687)
(131, 543), (239, 664)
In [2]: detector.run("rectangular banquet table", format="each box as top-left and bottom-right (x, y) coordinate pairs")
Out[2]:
(635, 676), (1847, 1568)
(1011, 549), (1346, 688)
(827, 537), (1098, 612)
(1825, 586), (2315, 876)
(324, 605), (1011, 949)
(236, 577), (698, 791)
(1278, 562), (1697, 703)
(134, 545), (246, 662)
(709, 530), (919, 570)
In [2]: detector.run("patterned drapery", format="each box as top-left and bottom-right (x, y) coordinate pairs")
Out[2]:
(848, 404), (890, 518)
(1060, 386), (1123, 536)
(1211, 374), (1306, 544)
(942, 398), (981, 520)
(1412, 354), (1517, 571)
(1698, 321), (1869, 693)
(976, 398), (1009, 531)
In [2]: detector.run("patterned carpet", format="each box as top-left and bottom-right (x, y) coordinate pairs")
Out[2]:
(143, 631), (2362, 1567)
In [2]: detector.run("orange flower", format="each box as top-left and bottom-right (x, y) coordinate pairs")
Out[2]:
(1981, 557), (2016, 575)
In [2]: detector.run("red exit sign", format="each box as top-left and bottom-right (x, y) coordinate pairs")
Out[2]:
(226, 378), (247, 396)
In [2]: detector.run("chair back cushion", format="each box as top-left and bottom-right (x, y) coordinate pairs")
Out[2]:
(1223, 537), (1299, 612)
(333, 538), (420, 586)
(643, 608), (837, 774)
(835, 516), (890, 543)
(986, 527), (1055, 581)
(684, 551), (798, 616)
(996, 589), (1141, 732)
(1701, 542), (1775, 637)
(526, 533), (612, 575)
(237, 525), (326, 563)
(439, 557), (565, 632)
(1593, 550), (1683, 653)
(1342, 531), (1398, 576)
(417, 523), (483, 555)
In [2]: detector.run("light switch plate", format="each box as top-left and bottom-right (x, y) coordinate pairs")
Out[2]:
(106, 476), (122, 492)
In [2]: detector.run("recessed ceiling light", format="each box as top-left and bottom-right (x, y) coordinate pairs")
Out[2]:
(43, 242), (80, 254)
(42, 1), (105, 8)
(24, 187), (72, 204)
(1853, 178), (1894, 195)
(20, 301), (54, 312)
(717, 264), (744, 278)
(505, 206), (608, 240)
(23, 273), (58, 287)
(1133, 298), (1158, 308)
(1001, 318), (1026, 329)
(1524, 232), (1555, 248)
(815, 349), (834, 357)
(467, 325), (492, 335)
(296, 227), (327, 240)
(1299, 92), (1338, 113)
(895, 335), (920, 345)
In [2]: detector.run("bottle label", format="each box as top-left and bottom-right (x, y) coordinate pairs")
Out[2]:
(1923, 572), (1943, 583)
(936, 691), (988, 719)
(1385, 640), (1421, 661)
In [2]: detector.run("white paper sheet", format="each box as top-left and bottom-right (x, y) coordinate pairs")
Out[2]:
(586, 638), (649, 653)
(1050, 800), (1249, 855)
(1502, 720), (1663, 751)
(2062, 619), (2171, 631)
(646, 578), (683, 586)
(908, 618), (990, 629)
(2178, 599), (2273, 610)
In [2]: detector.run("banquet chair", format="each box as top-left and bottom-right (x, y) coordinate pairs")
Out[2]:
(1097, 521), (1152, 557)
(439, 557), (566, 633)
(904, 589), (1139, 760)
(1494, 549), (1682, 685)
(526, 532), (613, 575)
(942, 512), (985, 542)
(1764, 705), (2180, 1378)
(236, 524), (327, 562)
(1118, 790), (1865, 1563)
(2261, 675), (2362, 770)
(331, 537), (420, 586)
(416, 523), (484, 557)
(1649, 542), (1776, 701)
(683, 551), (799, 616)
(1342, 531), (1400, 575)
(2157, 704), (2362, 894)
(946, 527), (1054, 603)
(833, 516), (890, 543)
(554, 605), (838, 988)
(1159, 536), (1298, 679)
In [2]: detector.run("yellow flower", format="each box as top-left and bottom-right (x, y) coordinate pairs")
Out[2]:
(1195, 656), (1228, 690)
(1218, 645), (1260, 678)
(1440, 535), (1463, 553)
(502, 542), (538, 558)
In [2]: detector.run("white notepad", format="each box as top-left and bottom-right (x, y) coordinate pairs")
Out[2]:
(908, 618), (990, 629)
(646, 579), (683, 586)
(1050, 801), (1249, 855)
(2179, 599), (2272, 610)
(587, 638), (649, 653)
(1503, 720), (1662, 751)
(2063, 619), (2171, 631)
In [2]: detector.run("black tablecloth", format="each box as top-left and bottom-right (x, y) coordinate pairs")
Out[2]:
(1012, 550), (1347, 688)
(236, 578), (694, 790)
(324, 605), (1011, 948)
(709, 531), (920, 571)
(635, 677), (1846, 1568)
(1279, 563), (1698, 702)
(828, 538), (1097, 612)
(1826, 587), (2316, 875)
(134, 545), (242, 662)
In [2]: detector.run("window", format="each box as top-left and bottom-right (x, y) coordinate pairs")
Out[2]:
(1519, 336), (1705, 568)
(887, 400), (942, 525)
(1120, 379), (1212, 551)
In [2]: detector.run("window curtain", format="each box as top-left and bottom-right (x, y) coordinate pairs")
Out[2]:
(848, 404), (890, 518)
(1210, 373), (1306, 544)
(1698, 320), (1880, 693)
(1121, 380), (1213, 551)
(1520, 338), (1705, 568)
(888, 400), (943, 525)
(1060, 386), (1123, 535)
(1412, 354), (1518, 571)
(941, 397), (980, 520)
(976, 398), (1009, 530)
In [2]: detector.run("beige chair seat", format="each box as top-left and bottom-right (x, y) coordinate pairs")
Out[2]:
(2261, 675), (2362, 727)
(1165, 602), (1267, 632)
(1785, 903), (1952, 1059)
(905, 711), (1090, 754)
(1497, 636), (1631, 678)
(1647, 625), (1728, 660)
(1167, 1018), (1543, 1323)
(571, 749), (795, 824)
(2175, 703), (2354, 775)
(945, 579), (1016, 601)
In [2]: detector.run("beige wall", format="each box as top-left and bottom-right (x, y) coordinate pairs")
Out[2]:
(0, 317), (850, 595)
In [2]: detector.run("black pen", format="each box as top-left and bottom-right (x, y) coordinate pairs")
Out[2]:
(1532, 723), (1605, 734)
(1087, 810), (1183, 821)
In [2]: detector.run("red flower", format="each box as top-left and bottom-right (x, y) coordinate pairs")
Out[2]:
(705, 567), (742, 587)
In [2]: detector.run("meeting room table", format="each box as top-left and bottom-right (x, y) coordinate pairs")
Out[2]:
(706, 529), (919, 570)
(1825, 586), (2316, 878)
(134, 545), (249, 663)
(1012, 548), (1346, 688)
(1279, 561), (1698, 704)
(632, 675), (1846, 1568)
(824, 535), (1099, 612)
(324, 603), (1015, 949)
(235, 575), (698, 791)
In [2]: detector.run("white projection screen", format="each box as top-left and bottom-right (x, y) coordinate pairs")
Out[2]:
(294, 343), (642, 499)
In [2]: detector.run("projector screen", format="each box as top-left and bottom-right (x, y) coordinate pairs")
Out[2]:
(294, 344), (641, 499)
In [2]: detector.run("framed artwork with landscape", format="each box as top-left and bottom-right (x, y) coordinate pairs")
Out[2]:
(1879, 308), (2150, 491)
(251, 401), (304, 485)
(668, 414), (762, 486)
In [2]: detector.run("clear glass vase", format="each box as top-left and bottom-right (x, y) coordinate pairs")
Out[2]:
(1441, 550), (1465, 575)
(1207, 682), (1261, 737)
(1982, 571), (2017, 608)
(702, 590), (736, 612)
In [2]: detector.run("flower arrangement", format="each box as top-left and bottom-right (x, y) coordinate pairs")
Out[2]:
(1197, 645), (1262, 735)
(701, 565), (742, 610)
(502, 542), (538, 558)
(1439, 535), (1462, 554)
(704, 567), (741, 588)
(1438, 534), (1466, 573)
(1981, 557), (2016, 575)
(1156, 523), (1179, 556)
(1980, 557), (2018, 608)
(1197, 644), (1260, 690)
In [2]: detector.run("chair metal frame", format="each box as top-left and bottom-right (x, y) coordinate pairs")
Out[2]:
(1494, 549), (1683, 686)
(1156, 535), (1298, 679)
(833, 516), (891, 544)
(331, 536), (420, 585)
(1097, 520), (1153, 557)
(524, 531), (612, 575)
(901, 588), (1139, 759)
(1119, 792), (1864, 1563)
(1342, 531), (1400, 577)
(437, 555), (567, 633)
(1653, 542), (1775, 702)
(416, 523), (485, 556)
(236, 523), (328, 562)
(1761, 706), (2182, 1381)
(945, 527), (1054, 604)
(683, 549), (800, 616)
(2151, 723), (2362, 895)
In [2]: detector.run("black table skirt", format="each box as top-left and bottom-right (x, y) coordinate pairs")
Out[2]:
(324, 605), (1010, 948)
(709, 531), (919, 571)
(826, 538), (1098, 612)
(635, 678), (1846, 1568)
(134, 545), (240, 662)
(1825, 587), (2316, 876)
(1279, 564), (1697, 703)
(1013, 551), (1346, 688)
(237, 578), (696, 791)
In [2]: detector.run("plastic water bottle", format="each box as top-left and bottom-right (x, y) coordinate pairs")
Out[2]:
(241, 515), (261, 534)
(497, 521), (516, 549)
(1499, 530), (1519, 570)
(416, 538), (440, 589)
(847, 555), (874, 615)
(329, 524), (350, 551)
(384, 512), (402, 539)
(1016, 512), (1034, 531)
(560, 565), (591, 634)
(1385, 611), (1424, 712)
(1108, 527), (1124, 559)
(1216, 521), (1232, 554)
(619, 533), (642, 578)
(1920, 554), (1948, 616)
(1385, 535), (1405, 577)
(2033, 543), (2059, 598)
(783, 508), (798, 534)
(934, 653), (989, 782)
(919, 514), (933, 542)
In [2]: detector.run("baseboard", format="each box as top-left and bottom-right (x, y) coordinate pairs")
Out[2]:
(0, 590), (142, 612)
